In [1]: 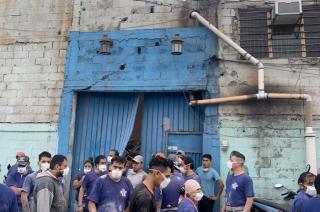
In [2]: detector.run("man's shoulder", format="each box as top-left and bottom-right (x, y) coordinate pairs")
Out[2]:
(0, 184), (15, 196)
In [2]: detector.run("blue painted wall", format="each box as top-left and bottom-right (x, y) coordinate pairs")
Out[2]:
(59, 27), (220, 171)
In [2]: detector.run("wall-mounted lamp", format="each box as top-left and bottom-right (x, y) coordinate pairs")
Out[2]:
(171, 34), (183, 55)
(99, 35), (113, 55)
(221, 140), (229, 151)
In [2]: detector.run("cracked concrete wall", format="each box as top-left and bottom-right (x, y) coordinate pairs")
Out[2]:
(71, 0), (218, 31)
(0, 0), (73, 123)
(217, 0), (320, 201)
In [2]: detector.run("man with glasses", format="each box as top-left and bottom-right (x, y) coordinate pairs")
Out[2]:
(129, 156), (173, 212)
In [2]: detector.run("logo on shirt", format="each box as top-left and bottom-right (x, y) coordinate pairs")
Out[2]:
(232, 182), (238, 190)
(120, 188), (127, 197)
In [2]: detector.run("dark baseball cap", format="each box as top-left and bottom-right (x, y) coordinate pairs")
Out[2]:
(17, 156), (30, 166)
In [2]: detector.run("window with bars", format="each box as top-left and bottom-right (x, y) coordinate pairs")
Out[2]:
(239, 6), (320, 58)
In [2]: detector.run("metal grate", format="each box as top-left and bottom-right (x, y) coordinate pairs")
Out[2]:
(239, 6), (320, 58)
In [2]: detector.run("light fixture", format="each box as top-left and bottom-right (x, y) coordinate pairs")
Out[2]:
(99, 35), (113, 55)
(171, 34), (183, 55)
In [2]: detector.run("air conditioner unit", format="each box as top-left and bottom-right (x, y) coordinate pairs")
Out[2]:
(273, 0), (302, 25)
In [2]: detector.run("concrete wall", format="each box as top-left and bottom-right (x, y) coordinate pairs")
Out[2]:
(217, 0), (320, 201)
(0, 0), (73, 175)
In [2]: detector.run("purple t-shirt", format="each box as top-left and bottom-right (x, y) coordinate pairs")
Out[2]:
(301, 196), (320, 212)
(82, 171), (104, 198)
(6, 169), (33, 203)
(0, 184), (19, 212)
(177, 198), (198, 212)
(87, 175), (133, 212)
(225, 173), (254, 207)
(155, 170), (185, 209)
(184, 173), (200, 183)
(291, 190), (311, 212)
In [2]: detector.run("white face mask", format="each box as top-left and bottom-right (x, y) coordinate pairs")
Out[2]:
(40, 162), (50, 172)
(107, 156), (112, 163)
(99, 164), (107, 172)
(227, 161), (234, 170)
(84, 168), (91, 174)
(111, 169), (123, 181)
(160, 173), (171, 190)
(61, 167), (69, 176)
(179, 167), (186, 174)
(306, 185), (317, 197)
(193, 192), (204, 202)
(202, 168), (209, 172)
(17, 167), (27, 174)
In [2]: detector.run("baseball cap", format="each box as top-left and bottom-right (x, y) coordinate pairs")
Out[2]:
(132, 155), (144, 163)
(17, 156), (29, 167)
(16, 152), (25, 157)
(154, 152), (166, 159)
(185, 179), (201, 194)
(176, 150), (185, 156)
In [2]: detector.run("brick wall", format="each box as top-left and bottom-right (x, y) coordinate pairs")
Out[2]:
(0, 0), (73, 123)
(217, 0), (320, 201)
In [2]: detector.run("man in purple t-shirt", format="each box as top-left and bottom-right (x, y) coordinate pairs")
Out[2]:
(183, 156), (200, 183)
(88, 156), (133, 212)
(78, 155), (107, 212)
(301, 174), (320, 212)
(222, 151), (254, 212)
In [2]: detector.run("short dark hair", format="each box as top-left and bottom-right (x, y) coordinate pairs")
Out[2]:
(84, 158), (94, 167)
(94, 155), (106, 165)
(183, 156), (195, 169)
(38, 151), (51, 161)
(298, 172), (315, 184)
(110, 149), (119, 157)
(149, 157), (173, 173)
(231, 151), (246, 161)
(111, 156), (126, 165)
(50, 155), (67, 169)
(202, 154), (212, 161)
(315, 174), (320, 194)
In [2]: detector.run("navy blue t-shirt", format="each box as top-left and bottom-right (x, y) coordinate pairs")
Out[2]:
(6, 168), (33, 203)
(0, 184), (19, 212)
(87, 175), (133, 212)
(225, 173), (254, 207)
(155, 170), (185, 209)
(301, 196), (320, 212)
(82, 171), (105, 198)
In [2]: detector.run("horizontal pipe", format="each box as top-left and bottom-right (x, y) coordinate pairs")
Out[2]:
(189, 94), (257, 106)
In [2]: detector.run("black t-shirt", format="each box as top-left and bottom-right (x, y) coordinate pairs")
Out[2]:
(129, 183), (156, 212)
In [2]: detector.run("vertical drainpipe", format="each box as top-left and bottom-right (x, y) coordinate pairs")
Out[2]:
(305, 97), (317, 174)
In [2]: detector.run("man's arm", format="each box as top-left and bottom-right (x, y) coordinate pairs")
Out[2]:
(211, 179), (224, 200)
(88, 201), (97, 212)
(36, 188), (53, 212)
(10, 186), (22, 195)
(77, 186), (85, 212)
(21, 191), (31, 212)
(243, 197), (253, 212)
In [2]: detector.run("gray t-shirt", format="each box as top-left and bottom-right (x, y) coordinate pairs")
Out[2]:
(127, 169), (147, 189)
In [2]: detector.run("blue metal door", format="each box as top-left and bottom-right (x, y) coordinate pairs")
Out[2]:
(140, 92), (204, 169)
(69, 92), (139, 210)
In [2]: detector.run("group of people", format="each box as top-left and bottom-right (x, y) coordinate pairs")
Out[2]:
(0, 149), (256, 212)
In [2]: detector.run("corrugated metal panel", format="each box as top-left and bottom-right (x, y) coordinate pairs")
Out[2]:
(140, 92), (204, 168)
(69, 92), (138, 208)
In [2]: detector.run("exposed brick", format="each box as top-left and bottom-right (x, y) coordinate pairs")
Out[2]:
(35, 58), (51, 66)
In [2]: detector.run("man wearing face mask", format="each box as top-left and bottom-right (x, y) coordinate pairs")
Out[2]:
(129, 156), (173, 212)
(107, 149), (120, 164)
(196, 154), (224, 212)
(88, 156), (133, 212)
(183, 156), (200, 183)
(222, 151), (254, 212)
(33, 154), (69, 212)
(155, 154), (185, 212)
(21, 151), (52, 212)
(6, 156), (33, 211)
(301, 174), (320, 212)
(291, 171), (316, 212)
(178, 179), (203, 212)
(127, 155), (147, 189)
(77, 155), (107, 212)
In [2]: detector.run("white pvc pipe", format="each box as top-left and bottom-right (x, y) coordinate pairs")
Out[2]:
(305, 127), (317, 174)
(190, 11), (266, 97)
